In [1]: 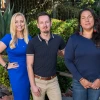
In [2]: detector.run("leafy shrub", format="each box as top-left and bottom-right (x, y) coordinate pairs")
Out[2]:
(57, 57), (72, 92)
(28, 18), (78, 42)
(0, 55), (11, 93)
(51, 18), (78, 41)
(28, 20), (39, 37)
(0, 65), (10, 90)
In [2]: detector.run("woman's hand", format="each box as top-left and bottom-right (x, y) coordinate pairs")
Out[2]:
(80, 78), (92, 89)
(7, 62), (19, 69)
(91, 79), (100, 89)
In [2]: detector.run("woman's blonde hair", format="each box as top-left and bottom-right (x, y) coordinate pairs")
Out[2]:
(10, 12), (29, 49)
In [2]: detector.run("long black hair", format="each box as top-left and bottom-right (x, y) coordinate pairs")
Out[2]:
(77, 8), (100, 47)
(94, 17), (100, 47)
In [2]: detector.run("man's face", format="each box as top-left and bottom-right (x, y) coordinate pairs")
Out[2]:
(37, 15), (52, 34)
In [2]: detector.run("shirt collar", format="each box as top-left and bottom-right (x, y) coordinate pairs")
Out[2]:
(38, 33), (54, 42)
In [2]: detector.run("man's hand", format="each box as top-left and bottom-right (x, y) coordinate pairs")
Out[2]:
(58, 49), (65, 57)
(31, 85), (41, 97)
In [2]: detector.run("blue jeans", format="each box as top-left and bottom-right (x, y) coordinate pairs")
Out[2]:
(73, 79), (100, 100)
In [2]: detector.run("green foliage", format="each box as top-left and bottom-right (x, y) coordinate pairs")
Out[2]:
(0, 65), (10, 90)
(92, 0), (100, 17)
(11, 0), (99, 21)
(80, 0), (95, 7)
(0, 55), (10, 91)
(56, 5), (80, 20)
(51, 18), (78, 41)
(28, 20), (39, 37)
(57, 57), (72, 92)
(28, 18), (78, 41)
(0, 3), (14, 38)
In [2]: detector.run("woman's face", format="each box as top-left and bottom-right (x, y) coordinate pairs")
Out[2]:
(15, 15), (25, 32)
(80, 10), (94, 31)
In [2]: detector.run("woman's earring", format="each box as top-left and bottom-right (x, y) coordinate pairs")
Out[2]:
(79, 26), (82, 35)
(94, 27), (96, 32)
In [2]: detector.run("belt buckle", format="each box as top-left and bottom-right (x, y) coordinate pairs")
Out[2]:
(39, 76), (42, 80)
(50, 76), (53, 79)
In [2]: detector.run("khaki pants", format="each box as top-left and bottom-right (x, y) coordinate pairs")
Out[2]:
(32, 77), (62, 100)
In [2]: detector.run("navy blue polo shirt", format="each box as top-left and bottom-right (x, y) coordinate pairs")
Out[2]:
(26, 34), (65, 77)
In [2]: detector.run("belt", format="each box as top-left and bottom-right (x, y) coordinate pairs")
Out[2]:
(34, 74), (56, 80)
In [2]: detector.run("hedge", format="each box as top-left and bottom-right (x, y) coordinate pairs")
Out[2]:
(28, 18), (78, 41)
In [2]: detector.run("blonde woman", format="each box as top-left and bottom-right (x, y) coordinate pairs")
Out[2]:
(0, 12), (31, 100)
